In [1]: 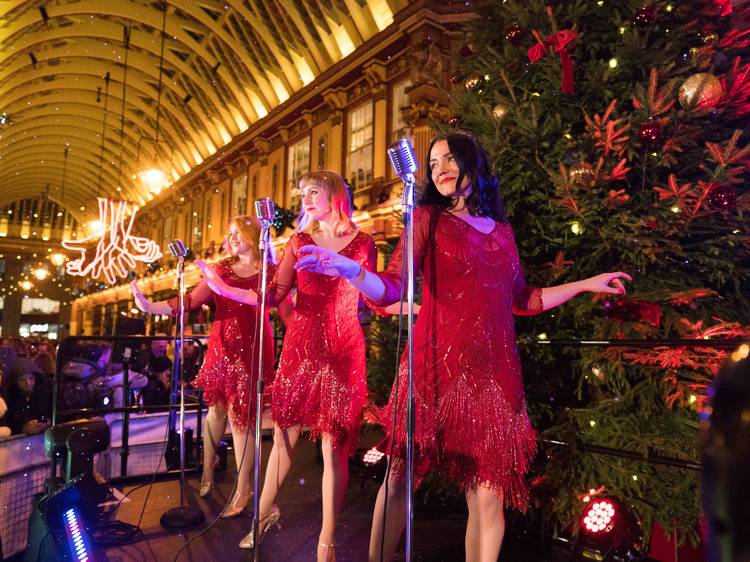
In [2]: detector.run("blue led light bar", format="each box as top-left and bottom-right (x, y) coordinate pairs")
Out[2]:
(62, 507), (93, 562)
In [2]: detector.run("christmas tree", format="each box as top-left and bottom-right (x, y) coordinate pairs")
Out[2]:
(448, 0), (750, 545)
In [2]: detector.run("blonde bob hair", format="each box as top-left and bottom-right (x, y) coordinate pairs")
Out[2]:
(296, 171), (356, 237)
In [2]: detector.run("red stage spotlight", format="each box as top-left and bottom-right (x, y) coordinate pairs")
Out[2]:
(572, 497), (644, 561)
(582, 498), (618, 534)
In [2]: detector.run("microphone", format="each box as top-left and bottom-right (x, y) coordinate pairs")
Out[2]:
(255, 197), (275, 224)
(387, 138), (418, 181)
(167, 239), (188, 258)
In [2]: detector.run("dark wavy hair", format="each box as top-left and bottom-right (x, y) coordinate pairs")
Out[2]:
(418, 131), (507, 222)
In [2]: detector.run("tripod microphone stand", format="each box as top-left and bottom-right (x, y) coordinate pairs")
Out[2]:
(161, 239), (205, 529)
(252, 198), (275, 561)
(386, 139), (418, 562)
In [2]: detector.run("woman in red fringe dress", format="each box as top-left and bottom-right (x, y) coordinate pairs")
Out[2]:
(295, 132), (631, 562)
(132, 216), (290, 518)
(199, 171), (377, 561)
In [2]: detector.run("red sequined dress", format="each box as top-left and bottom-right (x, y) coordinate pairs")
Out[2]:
(370, 206), (542, 509)
(266, 230), (377, 452)
(168, 259), (275, 430)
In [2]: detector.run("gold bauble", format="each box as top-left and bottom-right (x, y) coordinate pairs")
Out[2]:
(678, 72), (723, 112)
(570, 161), (595, 187)
(492, 103), (509, 121)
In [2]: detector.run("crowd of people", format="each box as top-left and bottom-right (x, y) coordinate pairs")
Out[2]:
(0, 333), (205, 439)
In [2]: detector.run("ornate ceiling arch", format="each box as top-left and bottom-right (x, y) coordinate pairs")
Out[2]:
(0, 0), (406, 219)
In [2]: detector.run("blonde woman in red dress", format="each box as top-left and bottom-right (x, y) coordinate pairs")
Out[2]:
(295, 132), (631, 562)
(132, 216), (290, 519)
(199, 171), (377, 561)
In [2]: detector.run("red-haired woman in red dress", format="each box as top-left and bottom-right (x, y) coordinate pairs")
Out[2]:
(199, 171), (376, 561)
(295, 133), (631, 562)
(132, 216), (289, 518)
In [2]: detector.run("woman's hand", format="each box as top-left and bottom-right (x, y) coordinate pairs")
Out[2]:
(295, 245), (361, 279)
(130, 282), (152, 313)
(581, 272), (632, 295)
(194, 259), (226, 295)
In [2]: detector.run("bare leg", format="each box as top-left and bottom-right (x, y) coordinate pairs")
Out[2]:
(203, 404), (228, 483)
(317, 435), (349, 562)
(465, 485), (504, 562)
(228, 419), (255, 495)
(257, 424), (302, 518)
(368, 471), (408, 562)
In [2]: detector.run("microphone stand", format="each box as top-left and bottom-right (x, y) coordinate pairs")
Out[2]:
(402, 172), (416, 562)
(252, 217), (272, 562)
(161, 251), (205, 529)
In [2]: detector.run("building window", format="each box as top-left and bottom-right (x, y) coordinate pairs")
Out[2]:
(348, 101), (373, 191)
(191, 198), (204, 251)
(21, 298), (60, 314)
(162, 214), (173, 247)
(231, 172), (248, 216)
(251, 172), (258, 201)
(317, 135), (328, 170)
(287, 137), (310, 213)
(392, 79), (412, 141)
(271, 163), (280, 204)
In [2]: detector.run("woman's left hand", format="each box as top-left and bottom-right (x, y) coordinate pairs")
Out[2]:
(194, 259), (226, 294)
(582, 271), (632, 295)
(295, 245), (361, 279)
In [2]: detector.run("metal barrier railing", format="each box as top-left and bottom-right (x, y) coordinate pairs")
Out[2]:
(52, 334), (208, 480)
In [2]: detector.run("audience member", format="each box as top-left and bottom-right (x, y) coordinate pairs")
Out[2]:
(6, 358), (52, 435)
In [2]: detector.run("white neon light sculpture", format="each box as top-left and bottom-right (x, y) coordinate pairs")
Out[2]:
(62, 198), (163, 284)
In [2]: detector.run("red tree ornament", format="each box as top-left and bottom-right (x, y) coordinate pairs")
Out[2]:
(505, 23), (524, 45)
(708, 184), (737, 211)
(639, 118), (663, 148)
(633, 5), (657, 27)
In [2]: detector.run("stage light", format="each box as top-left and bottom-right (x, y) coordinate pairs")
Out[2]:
(571, 496), (642, 561)
(63, 507), (94, 562)
(582, 499), (617, 534)
(363, 446), (386, 465)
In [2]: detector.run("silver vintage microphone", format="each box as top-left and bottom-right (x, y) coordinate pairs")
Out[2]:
(167, 239), (188, 258)
(254, 197), (275, 226)
(386, 138), (418, 562)
(387, 139), (418, 208)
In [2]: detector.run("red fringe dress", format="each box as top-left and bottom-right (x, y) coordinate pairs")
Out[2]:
(168, 259), (275, 430)
(266, 230), (377, 452)
(370, 206), (542, 510)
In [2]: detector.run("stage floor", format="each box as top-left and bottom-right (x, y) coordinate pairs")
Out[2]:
(93, 430), (568, 561)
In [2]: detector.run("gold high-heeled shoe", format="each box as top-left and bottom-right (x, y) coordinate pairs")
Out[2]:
(238, 505), (281, 549)
(220, 490), (252, 519)
(198, 454), (219, 498)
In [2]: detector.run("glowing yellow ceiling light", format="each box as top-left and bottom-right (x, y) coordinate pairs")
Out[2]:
(228, 105), (248, 131)
(292, 52), (315, 85)
(368, 0), (394, 31)
(268, 74), (290, 103)
(247, 90), (268, 119)
(33, 267), (49, 281)
(330, 21), (355, 57)
(217, 123), (232, 144)
(202, 134), (217, 155)
(50, 253), (67, 266)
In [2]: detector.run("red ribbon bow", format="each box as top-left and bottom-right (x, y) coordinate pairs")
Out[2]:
(527, 29), (578, 94)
